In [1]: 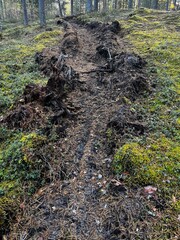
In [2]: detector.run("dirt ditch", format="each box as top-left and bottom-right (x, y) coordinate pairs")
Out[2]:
(6, 18), (154, 239)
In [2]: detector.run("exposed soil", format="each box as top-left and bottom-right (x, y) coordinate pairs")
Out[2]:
(6, 18), (154, 239)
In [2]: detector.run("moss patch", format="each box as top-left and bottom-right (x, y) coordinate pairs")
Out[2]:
(111, 11), (180, 186)
(34, 30), (62, 43)
(0, 24), (63, 113)
(0, 21), (63, 232)
(114, 136), (180, 188)
(110, 11), (180, 238)
(0, 128), (49, 231)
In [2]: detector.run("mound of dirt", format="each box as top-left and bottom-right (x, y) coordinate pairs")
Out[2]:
(2, 24), (81, 130)
(2, 69), (78, 130)
(108, 105), (145, 136)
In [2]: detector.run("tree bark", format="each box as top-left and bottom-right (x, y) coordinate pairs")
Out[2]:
(166, 0), (169, 10)
(71, 0), (73, 15)
(30, 0), (35, 21)
(152, 0), (158, 9)
(94, 0), (99, 11)
(2, 0), (7, 20)
(0, 0), (4, 21)
(128, 0), (133, 9)
(86, 0), (92, 12)
(21, 0), (28, 26)
(138, 0), (141, 8)
(38, 0), (46, 27)
(102, 0), (107, 12)
(57, 0), (63, 17)
(114, 0), (118, 9)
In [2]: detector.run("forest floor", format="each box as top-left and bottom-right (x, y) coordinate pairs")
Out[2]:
(0, 9), (179, 240)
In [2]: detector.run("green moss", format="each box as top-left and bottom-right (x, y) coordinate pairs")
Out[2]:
(0, 24), (63, 112)
(0, 132), (47, 177)
(106, 128), (113, 140)
(172, 200), (180, 213)
(114, 136), (180, 187)
(0, 196), (17, 226)
(133, 8), (153, 15)
(129, 15), (148, 22)
(34, 30), (62, 42)
(0, 21), (64, 231)
(0, 130), (48, 229)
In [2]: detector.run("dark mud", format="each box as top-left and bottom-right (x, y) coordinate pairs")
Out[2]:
(6, 17), (154, 240)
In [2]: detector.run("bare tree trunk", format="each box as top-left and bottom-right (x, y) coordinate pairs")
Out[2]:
(0, 0), (4, 21)
(71, 0), (73, 15)
(114, 0), (118, 9)
(102, 0), (107, 12)
(2, 0), (7, 20)
(86, 0), (92, 12)
(57, 0), (63, 17)
(152, 0), (158, 9)
(128, 0), (133, 9)
(21, 0), (28, 26)
(30, 0), (35, 21)
(166, 0), (169, 10)
(138, 0), (141, 8)
(38, 0), (46, 27)
(94, 0), (99, 11)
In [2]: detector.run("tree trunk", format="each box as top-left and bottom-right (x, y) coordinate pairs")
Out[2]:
(71, 0), (73, 15)
(30, 0), (35, 21)
(138, 0), (141, 8)
(2, 0), (7, 20)
(94, 0), (99, 11)
(86, 0), (92, 12)
(152, 0), (158, 9)
(144, 0), (151, 8)
(0, 0), (4, 21)
(128, 0), (133, 9)
(166, 0), (169, 10)
(57, 0), (63, 17)
(21, 0), (28, 26)
(38, 0), (46, 27)
(114, 0), (118, 9)
(102, 0), (107, 12)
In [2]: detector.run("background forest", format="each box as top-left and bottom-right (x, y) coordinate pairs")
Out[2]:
(0, 0), (179, 27)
